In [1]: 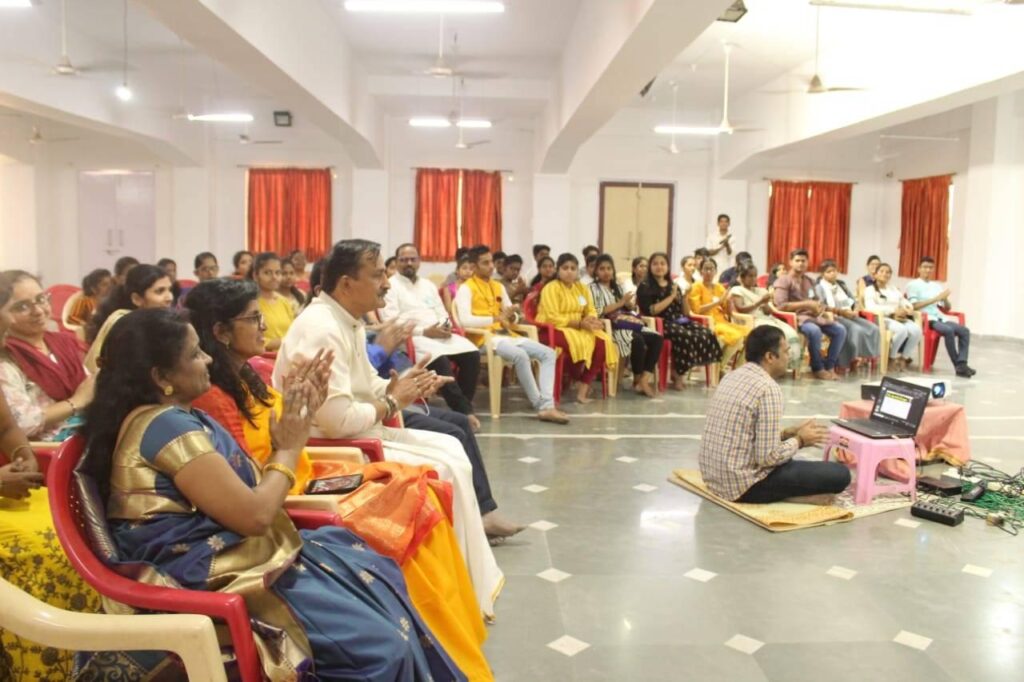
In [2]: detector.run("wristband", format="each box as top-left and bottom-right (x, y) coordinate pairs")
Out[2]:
(263, 462), (296, 488)
(65, 398), (78, 417)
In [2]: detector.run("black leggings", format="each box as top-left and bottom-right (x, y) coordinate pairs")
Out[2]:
(429, 351), (481, 416)
(738, 460), (851, 503)
(630, 330), (664, 375)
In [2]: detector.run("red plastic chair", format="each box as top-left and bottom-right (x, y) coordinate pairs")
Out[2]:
(296, 280), (311, 294)
(522, 292), (605, 403)
(756, 274), (769, 288)
(920, 309), (965, 372)
(46, 284), (80, 334)
(645, 317), (673, 392)
(177, 279), (198, 289)
(48, 435), (339, 682)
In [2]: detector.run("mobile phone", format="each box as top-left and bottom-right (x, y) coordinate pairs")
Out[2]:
(305, 473), (364, 495)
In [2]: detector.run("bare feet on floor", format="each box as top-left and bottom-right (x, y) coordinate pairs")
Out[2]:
(467, 414), (481, 432)
(634, 373), (656, 397)
(576, 383), (593, 404)
(813, 370), (837, 381)
(537, 408), (570, 424)
(482, 512), (526, 541)
(671, 375), (686, 391)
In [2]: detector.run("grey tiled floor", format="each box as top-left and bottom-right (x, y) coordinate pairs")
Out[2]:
(466, 338), (1024, 681)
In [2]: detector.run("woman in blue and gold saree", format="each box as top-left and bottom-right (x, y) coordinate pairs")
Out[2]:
(79, 307), (464, 681)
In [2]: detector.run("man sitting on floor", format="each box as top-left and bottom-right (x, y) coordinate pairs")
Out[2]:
(905, 256), (975, 378)
(699, 326), (851, 504)
(383, 243), (484, 429)
(773, 249), (848, 380)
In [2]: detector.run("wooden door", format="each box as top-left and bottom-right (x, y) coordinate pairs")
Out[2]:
(77, 171), (156, 275)
(599, 182), (673, 274)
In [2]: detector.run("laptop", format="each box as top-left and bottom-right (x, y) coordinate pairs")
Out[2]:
(832, 376), (930, 439)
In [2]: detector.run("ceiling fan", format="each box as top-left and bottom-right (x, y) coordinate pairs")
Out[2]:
(29, 125), (79, 144)
(423, 15), (456, 78)
(807, 7), (864, 94)
(454, 78), (490, 150)
(238, 133), (282, 145)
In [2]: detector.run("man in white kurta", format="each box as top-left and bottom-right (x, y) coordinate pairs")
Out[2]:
(382, 244), (482, 426)
(706, 213), (736, 273)
(273, 240), (503, 620)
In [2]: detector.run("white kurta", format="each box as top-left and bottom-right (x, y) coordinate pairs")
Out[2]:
(381, 274), (478, 360)
(272, 292), (503, 618)
(706, 229), (734, 273)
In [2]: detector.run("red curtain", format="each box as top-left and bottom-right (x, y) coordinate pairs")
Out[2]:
(899, 174), (951, 280)
(247, 168), (331, 260)
(461, 170), (503, 251)
(414, 168), (460, 261)
(767, 180), (851, 271)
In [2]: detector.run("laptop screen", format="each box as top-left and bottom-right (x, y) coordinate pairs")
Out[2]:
(870, 377), (931, 434)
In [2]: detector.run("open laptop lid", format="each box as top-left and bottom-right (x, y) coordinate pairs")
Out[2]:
(869, 376), (931, 436)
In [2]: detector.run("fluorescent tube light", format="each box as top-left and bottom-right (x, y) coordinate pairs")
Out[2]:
(0, 0), (34, 8)
(654, 125), (722, 136)
(345, 1), (504, 13)
(409, 117), (451, 128)
(187, 112), (255, 123)
(456, 119), (491, 129)
(809, 0), (981, 15)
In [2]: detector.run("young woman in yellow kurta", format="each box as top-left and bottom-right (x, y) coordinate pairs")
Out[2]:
(536, 253), (618, 403)
(688, 258), (750, 369)
(251, 252), (295, 351)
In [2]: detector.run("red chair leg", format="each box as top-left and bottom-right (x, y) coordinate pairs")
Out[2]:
(658, 341), (671, 393)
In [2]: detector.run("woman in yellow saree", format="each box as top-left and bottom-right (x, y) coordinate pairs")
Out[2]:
(186, 278), (491, 681)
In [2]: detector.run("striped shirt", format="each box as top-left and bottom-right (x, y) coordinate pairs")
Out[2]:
(698, 362), (800, 500)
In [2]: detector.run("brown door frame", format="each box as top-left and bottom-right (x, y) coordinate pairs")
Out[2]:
(597, 181), (675, 259)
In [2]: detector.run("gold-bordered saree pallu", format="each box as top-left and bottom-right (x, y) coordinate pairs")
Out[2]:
(82, 404), (464, 682)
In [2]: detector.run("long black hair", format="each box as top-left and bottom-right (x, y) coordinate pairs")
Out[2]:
(185, 278), (271, 424)
(280, 257), (306, 307)
(81, 268), (111, 297)
(248, 252), (281, 285)
(644, 251), (673, 289)
(87, 264), (169, 343)
(80, 307), (192, 502)
(592, 254), (623, 298)
(529, 255), (554, 287)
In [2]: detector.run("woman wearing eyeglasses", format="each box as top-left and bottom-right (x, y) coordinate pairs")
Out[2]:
(0, 270), (95, 441)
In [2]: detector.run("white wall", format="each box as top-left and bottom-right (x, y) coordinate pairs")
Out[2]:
(0, 161), (37, 273)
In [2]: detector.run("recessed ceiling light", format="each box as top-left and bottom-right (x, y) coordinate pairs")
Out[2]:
(187, 112), (255, 123)
(115, 84), (133, 102)
(654, 125), (721, 136)
(345, 0), (504, 13)
(410, 117), (452, 128)
(0, 0), (34, 8)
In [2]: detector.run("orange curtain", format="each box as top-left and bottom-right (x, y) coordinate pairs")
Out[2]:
(899, 174), (951, 280)
(247, 168), (331, 261)
(414, 168), (460, 261)
(461, 170), (502, 251)
(767, 180), (851, 271)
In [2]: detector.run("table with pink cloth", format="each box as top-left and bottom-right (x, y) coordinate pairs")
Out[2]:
(838, 399), (971, 481)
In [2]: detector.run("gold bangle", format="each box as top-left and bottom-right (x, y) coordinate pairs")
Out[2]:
(11, 444), (33, 461)
(263, 462), (296, 488)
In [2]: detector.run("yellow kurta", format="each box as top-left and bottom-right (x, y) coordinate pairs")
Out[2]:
(688, 281), (751, 347)
(258, 293), (296, 343)
(1, 489), (101, 681)
(537, 281), (618, 369)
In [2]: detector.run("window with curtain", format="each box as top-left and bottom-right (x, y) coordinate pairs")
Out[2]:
(898, 174), (952, 280)
(767, 180), (852, 272)
(247, 168), (331, 261)
(414, 167), (503, 261)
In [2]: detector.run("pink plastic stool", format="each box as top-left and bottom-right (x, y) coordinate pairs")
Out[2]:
(823, 424), (918, 505)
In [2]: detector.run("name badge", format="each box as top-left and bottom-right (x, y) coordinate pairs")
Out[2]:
(578, 295), (587, 306)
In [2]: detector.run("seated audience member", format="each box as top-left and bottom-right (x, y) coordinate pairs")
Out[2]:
(497, 254), (529, 304)
(0, 390), (100, 680)
(456, 245), (569, 425)
(863, 262), (924, 373)
(383, 244), (483, 427)
(192, 251), (220, 282)
(815, 259), (881, 372)
(112, 256), (139, 287)
(621, 256), (648, 296)
(186, 279), (493, 679)
(0, 270), (94, 441)
(528, 255), (556, 296)
(527, 243), (551, 281)
(906, 256), (974, 377)
(492, 251), (508, 281)
(719, 251), (752, 288)
(773, 249), (847, 380)
(699, 326), (850, 503)
(68, 268), (112, 327)
(230, 249), (253, 279)
(157, 257), (182, 305)
(637, 252), (722, 390)
(689, 259), (750, 369)
(249, 252), (294, 352)
(856, 254), (881, 307)
(288, 248), (310, 281)
(79, 308), (464, 680)
(579, 253), (598, 285)
(674, 255), (698, 295)
(273, 239), (504, 619)
(442, 254), (475, 316)
(279, 255), (307, 314)
(767, 262), (785, 288)
(589, 254), (663, 397)
(581, 244), (600, 263)
(85, 264), (174, 372)
(442, 247), (472, 288)
(537, 253), (619, 404)
(385, 255), (399, 279)
(730, 265), (802, 369)
(706, 213), (734, 272)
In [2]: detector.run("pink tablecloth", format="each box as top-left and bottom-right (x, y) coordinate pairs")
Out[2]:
(839, 399), (971, 467)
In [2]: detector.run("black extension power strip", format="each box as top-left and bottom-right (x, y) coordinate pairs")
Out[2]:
(910, 501), (965, 527)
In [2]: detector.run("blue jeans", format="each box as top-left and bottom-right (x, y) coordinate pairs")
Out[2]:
(493, 339), (557, 411)
(930, 320), (970, 368)
(799, 321), (847, 372)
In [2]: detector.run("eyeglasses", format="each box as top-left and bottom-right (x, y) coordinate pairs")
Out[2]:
(8, 292), (52, 315)
(232, 311), (266, 328)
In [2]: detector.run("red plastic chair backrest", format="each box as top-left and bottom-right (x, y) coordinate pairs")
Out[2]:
(523, 292), (540, 323)
(248, 356), (275, 385)
(46, 284), (81, 331)
(757, 274), (769, 288)
(178, 279), (198, 288)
